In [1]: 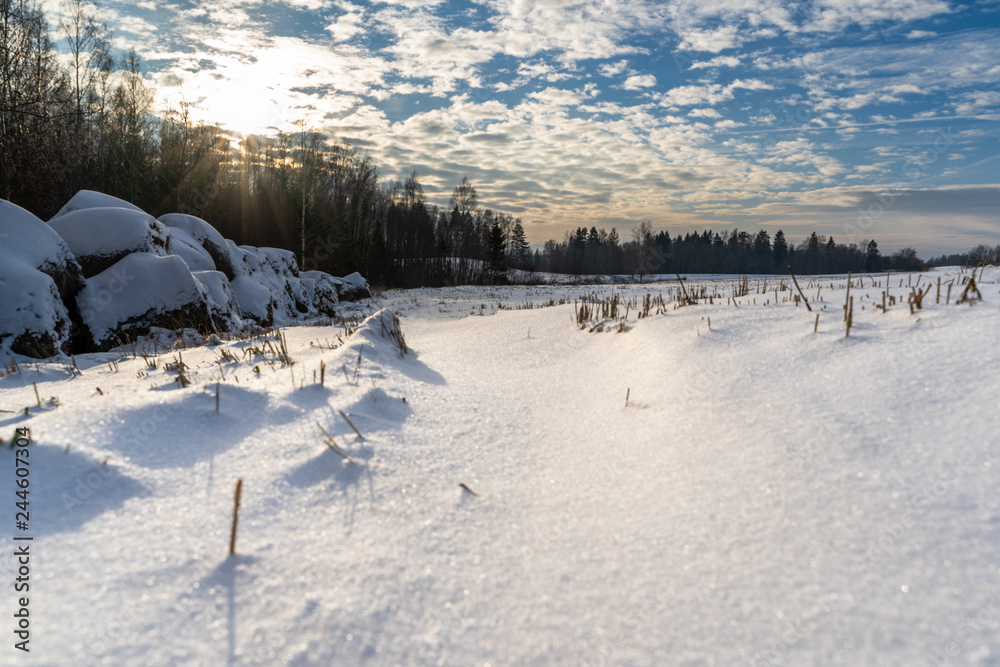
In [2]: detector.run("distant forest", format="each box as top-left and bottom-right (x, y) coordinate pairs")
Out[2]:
(2, 0), (993, 286)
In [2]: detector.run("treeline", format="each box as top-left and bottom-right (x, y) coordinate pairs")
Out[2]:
(927, 244), (1000, 268)
(533, 224), (927, 276)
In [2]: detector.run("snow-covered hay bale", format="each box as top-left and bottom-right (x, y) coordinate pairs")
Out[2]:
(258, 247), (309, 315)
(236, 246), (306, 324)
(0, 256), (72, 357)
(0, 199), (85, 304)
(164, 226), (216, 272)
(50, 190), (144, 219)
(300, 271), (340, 317)
(48, 207), (169, 278)
(259, 247), (300, 278)
(338, 272), (371, 302)
(158, 214), (235, 279)
(76, 254), (216, 351)
(230, 275), (274, 326)
(192, 270), (243, 331)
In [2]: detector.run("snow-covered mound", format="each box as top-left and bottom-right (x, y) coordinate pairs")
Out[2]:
(339, 271), (371, 301)
(77, 254), (216, 350)
(0, 199), (85, 303)
(0, 200), (85, 356)
(300, 270), (341, 316)
(0, 256), (72, 356)
(48, 207), (170, 278)
(50, 189), (144, 218)
(158, 213), (236, 278)
(230, 245), (309, 325)
(0, 192), (371, 357)
(163, 226), (216, 272)
(192, 269), (243, 331)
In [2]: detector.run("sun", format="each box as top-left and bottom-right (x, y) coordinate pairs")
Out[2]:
(159, 57), (298, 138)
(197, 77), (290, 137)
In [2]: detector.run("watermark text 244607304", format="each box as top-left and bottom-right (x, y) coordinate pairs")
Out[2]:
(12, 427), (32, 653)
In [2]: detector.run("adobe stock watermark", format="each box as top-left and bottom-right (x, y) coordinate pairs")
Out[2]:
(11, 426), (33, 652)
(928, 578), (1000, 666)
(301, 232), (342, 273)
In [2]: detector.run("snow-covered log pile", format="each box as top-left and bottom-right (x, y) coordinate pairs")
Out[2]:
(0, 191), (370, 356)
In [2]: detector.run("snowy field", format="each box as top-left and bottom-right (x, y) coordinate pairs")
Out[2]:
(1, 267), (999, 666)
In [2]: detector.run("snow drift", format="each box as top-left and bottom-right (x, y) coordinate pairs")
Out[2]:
(0, 192), (370, 357)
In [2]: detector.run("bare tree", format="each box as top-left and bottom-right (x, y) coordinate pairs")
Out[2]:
(629, 220), (656, 282)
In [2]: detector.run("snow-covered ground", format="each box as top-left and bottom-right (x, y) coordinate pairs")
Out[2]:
(1, 267), (998, 666)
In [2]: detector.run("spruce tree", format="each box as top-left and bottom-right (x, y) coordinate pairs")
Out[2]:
(509, 220), (530, 269)
(487, 222), (507, 282)
(865, 240), (881, 272)
(773, 230), (788, 269)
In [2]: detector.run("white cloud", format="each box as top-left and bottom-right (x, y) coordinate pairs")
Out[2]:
(688, 108), (721, 118)
(907, 29), (938, 39)
(759, 138), (845, 178)
(599, 60), (629, 77)
(678, 25), (743, 53)
(279, 0), (333, 9)
(954, 90), (1000, 115)
(805, 0), (951, 33)
(623, 74), (657, 90)
(661, 79), (773, 107)
(326, 12), (364, 41)
(689, 55), (742, 70)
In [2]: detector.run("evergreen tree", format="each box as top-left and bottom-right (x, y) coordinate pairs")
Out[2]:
(865, 240), (881, 272)
(487, 222), (507, 281)
(773, 229), (788, 268)
(509, 220), (530, 269)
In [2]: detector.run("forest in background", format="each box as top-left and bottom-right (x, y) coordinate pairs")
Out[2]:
(3, 0), (994, 287)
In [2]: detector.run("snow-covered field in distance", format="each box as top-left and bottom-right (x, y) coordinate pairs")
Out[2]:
(1, 267), (998, 666)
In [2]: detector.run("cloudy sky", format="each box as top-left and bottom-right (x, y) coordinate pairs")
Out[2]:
(72, 0), (1000, 252)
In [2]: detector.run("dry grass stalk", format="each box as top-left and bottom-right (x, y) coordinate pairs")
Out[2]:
(352, 347), (363, 384)
(844, 272), (852, 322)
(669, 258), (693, 306)
(956, 275), (983, 305)
(229, 478), (243, 557)
(338, 410), (366, 440)
(909, 284), (932, 312)
(316, 421), (355, 463)
(459, 483), (478, 496)
(32, 382), (41, 407)
(787, 266), (812, 312)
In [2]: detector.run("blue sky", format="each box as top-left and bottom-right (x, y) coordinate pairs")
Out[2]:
(64, 0), (1000, 253)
